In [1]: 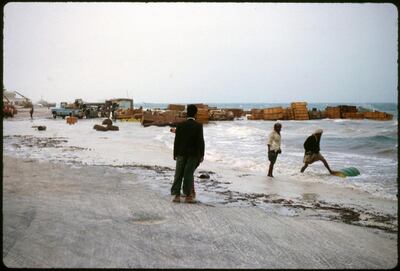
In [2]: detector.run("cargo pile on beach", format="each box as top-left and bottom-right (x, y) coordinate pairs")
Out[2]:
(139, 101), (393, 127)
(246, 102), (393, 121)
(8, 94), (392, 126)
(8, 98), (392, 127)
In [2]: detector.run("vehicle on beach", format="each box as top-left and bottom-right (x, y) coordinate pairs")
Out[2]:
(51, 107), (84, 119)
(3, 94), (18, 117)
(3, 103), (17, 117)
(81, 102), (105, 118)
(51, 100), (84, 119)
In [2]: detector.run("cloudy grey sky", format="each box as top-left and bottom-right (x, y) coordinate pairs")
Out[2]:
(3, 3), (398, 104)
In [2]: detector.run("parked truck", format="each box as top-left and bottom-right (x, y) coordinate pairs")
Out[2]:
(51, 99), (84, 119)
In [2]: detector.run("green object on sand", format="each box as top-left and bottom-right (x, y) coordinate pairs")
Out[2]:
(333, 167), (361, 178)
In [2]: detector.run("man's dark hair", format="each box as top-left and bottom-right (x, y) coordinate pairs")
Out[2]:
(187, 104), (198, 118)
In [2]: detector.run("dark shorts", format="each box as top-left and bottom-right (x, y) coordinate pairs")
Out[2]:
(268, 151), (278, 163)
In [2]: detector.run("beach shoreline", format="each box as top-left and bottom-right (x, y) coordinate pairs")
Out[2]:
(2, 154), (397, 268)
(3, 130), (397, 234)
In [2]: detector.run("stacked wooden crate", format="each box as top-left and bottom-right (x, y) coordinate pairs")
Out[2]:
(325, 106), (341, 119)
(283, 108), (294, 120)
(363, 111), (393, 121)
(167, 104), (185, 111)
(339, 105), (357, 118)
(262, 107), (284, 120)
(163, 110), (181, 123)
(248, 109), (263, 120)
(194, 104), (209, 124)
(342, 112), (364, 119)
(291, 102), (309, 120)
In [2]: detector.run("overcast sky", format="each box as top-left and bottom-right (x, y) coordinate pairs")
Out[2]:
(3, 2), (398, 104)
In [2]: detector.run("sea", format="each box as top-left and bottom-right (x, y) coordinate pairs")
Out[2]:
(3, 102), (398, 204)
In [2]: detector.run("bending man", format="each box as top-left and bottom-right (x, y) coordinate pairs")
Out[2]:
(301, 129), (333, 174)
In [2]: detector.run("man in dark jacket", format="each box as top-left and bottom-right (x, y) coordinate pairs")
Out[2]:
(300, 129), (334, 174)
(171, 104), (205, 203)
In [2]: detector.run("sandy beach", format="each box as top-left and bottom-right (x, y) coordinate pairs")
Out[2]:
(3, 106), (398, 268)
(2, 154), (397, 268)
(4, 3), (398, 268)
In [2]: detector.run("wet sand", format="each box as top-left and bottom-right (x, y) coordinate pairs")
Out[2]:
(2, 155), (397, 268)
(4, 132), (398, 234)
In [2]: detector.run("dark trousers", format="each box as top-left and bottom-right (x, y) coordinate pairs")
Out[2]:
(171, 156), (199, 196)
